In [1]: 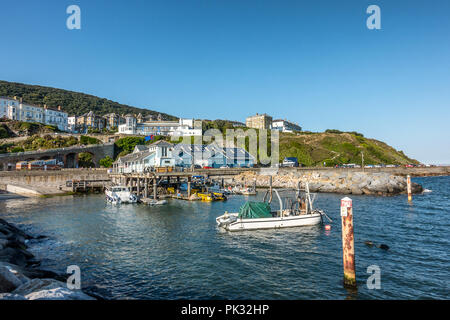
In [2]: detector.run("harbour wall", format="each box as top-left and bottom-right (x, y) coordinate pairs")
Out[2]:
(233, 169), (426, 196)
(0, 166), (448, 196)
(0, 169), (109, 195)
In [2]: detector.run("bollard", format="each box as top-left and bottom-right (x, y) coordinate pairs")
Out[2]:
(341, 197), (356, 288)
(407, 175), (412, 202)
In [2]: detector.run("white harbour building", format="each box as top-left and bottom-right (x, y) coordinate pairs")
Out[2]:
(117, 114), (202, 137)
(271, 119), (302, 133)
(113, 141), (255, 174)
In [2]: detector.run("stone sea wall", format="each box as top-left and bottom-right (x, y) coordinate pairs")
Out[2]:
(0, 219), (95, 300)
(233, 169), (423, 196)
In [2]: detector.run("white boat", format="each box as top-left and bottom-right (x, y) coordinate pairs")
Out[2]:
(230, 185), (257, 195)
(216, 184), (327, 231)
(240, 187), (257, 196)
(208, 182), (230, 195)
(142, 198), (168, 206)
(105, 185), (138, 204)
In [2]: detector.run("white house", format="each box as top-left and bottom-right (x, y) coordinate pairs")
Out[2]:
(113, 140), (176, 174)
(113, 141), (255, 173)
(68, 116), (77, 132)
(43, 105), (68, 131)
(272, 119), (302, 133)
(0, 97), (20, 120)
(173, 143), (255, 168)
(0, 97), (68, 131)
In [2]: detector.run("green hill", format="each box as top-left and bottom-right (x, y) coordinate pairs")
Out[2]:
(279, 132), (419, 166)
(0, 80), (177, 120)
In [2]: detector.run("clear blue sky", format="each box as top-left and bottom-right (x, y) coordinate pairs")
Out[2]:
(1, 0), (449, 163)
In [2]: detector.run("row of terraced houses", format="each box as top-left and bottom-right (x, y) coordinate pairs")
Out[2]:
(0, 96), (68, 131)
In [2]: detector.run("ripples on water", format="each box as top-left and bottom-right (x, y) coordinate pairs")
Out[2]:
(0, 176), (449, 299)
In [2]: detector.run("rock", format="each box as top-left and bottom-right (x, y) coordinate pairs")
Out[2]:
(13, 278), (95, 300)
(25, 287), (96, 300)
(236, 170), (423, 196)
(22, 268), (67, 282)
(412, 182), (423, 194)
(0, 293), (27, 300)
(0, 247), (30, 267)
(0, 219), (32, 240)
(351, 187), (363, 195)
(0, 239), (8, 250)
(364, 241), (374, 247)
(0, 265), (24, 292)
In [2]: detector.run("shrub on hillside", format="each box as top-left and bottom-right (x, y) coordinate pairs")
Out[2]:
(80, 135), (101, 145)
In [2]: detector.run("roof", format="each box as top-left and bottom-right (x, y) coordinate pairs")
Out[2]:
(149, 140), (173, 147)
(172, 143), (255, 161)
(115, 149), (155, 163)
(134, 145), (149, 152)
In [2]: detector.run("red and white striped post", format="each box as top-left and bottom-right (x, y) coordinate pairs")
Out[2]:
(407, 175), (412, 202)
(341, 197), (356, 288)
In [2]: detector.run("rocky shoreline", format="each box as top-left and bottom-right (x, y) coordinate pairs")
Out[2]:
(0, 218), (95, 300)
(234, 170), (423, 196)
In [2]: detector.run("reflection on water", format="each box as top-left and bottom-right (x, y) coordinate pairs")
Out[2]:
(0, 176), (449, 299)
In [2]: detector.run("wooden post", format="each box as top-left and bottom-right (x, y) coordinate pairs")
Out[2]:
(187, 176), (191, 198)
(341, 197), (356, 288)
(269, 175), (273, 203)
(153, 178), (157, 200)
(144, 178), (148, 198)
(407, 175), (412, 202)
(253, 179), (257, 191)
(137, 178), (140, 196)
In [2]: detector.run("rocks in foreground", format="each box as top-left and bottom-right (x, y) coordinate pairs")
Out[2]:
(234, 169), (423, 196)
(0, 219), (95, 300)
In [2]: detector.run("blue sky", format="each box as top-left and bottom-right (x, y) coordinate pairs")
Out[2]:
(1, 0), (449, 163)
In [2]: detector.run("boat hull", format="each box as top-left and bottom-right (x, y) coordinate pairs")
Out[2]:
(105, 190), (138, 204)
(217, 213), (322, 231)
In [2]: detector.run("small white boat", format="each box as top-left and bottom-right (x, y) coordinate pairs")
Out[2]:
(105, 185), (138, 204)
(216, 184), (327, 231)
(230, 185), (257, 195)
(142, 198), (168, 206)
(208, 183), (230, 195)
(240, 187), (257, 196)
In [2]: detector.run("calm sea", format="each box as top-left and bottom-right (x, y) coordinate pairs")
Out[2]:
(0, 176), (448, 299)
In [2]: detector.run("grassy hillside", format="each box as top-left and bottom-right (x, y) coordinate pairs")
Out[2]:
(0, 80), (177, 120)
(0, 120), (59, 138)
(0, 134), (101, 154)
(279, 132), (419, 166)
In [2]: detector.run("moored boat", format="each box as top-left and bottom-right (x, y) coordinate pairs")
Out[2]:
(105, 185), (138, 204)
(216, 184), (327, 231)
(141, 198), (168, 206)
(197, 192), (227, 201)
(230, 185), (257, 195)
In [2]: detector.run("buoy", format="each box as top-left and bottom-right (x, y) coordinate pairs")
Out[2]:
(325, 224), (331, 231)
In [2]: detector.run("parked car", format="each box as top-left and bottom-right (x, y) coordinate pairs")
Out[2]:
(202, 166), (213, 169)
(282, 157), (299, 167)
